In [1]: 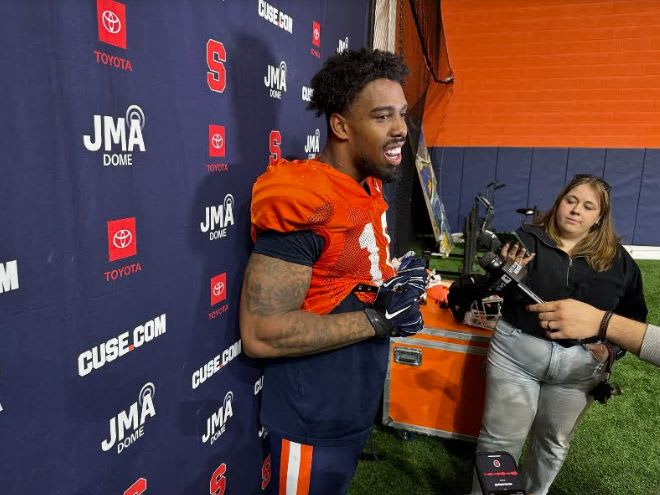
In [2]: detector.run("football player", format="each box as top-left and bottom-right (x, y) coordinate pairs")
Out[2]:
(240, 48), (427, 495)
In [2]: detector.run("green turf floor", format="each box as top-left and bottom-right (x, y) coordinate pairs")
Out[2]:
(349, 259), (660, 495)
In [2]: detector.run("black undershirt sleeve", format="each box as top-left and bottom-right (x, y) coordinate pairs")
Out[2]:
(253, 230), (325, 266)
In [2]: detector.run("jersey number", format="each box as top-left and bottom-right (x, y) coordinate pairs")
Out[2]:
(358, 213), (392, 285)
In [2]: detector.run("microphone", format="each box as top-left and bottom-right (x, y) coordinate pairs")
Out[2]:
(479, 252), (545, 304)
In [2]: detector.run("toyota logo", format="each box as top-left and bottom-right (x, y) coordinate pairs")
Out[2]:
(211, 133), (224, 149)
(113, 229), (133, 249)
(313, 28), (320, 41)
(493, 460), (501, 468)
(102, 10), (122, 34)
(213, 281), (225, 297)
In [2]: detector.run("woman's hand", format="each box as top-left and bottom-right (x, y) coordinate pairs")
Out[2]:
(500, 242), (536, 268)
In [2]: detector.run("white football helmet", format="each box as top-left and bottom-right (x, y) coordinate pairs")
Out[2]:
(462, 294), (503, 330)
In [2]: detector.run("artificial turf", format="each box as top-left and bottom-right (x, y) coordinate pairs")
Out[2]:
(349, 259), (660, 495)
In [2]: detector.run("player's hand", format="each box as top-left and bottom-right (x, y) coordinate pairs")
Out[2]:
(367, 255), (428, 337)
(395, 253), (428, 292)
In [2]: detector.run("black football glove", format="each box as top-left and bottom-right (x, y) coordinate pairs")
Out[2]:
(365, 254), (428, 338)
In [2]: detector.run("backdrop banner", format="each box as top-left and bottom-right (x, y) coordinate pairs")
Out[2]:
(0, 1), (371, 493)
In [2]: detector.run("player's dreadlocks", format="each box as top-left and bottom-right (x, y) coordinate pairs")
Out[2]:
(308, 48), (409, 120)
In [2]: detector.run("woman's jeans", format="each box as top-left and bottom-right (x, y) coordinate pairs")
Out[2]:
(470, 319), (606, 495)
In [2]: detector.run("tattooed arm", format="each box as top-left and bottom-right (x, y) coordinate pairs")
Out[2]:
(239, 253), (376, 358)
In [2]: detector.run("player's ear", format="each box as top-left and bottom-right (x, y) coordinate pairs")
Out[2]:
(328, 112), (349, 141)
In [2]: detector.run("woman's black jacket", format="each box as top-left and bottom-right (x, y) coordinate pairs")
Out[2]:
(500, 224), (648, 345)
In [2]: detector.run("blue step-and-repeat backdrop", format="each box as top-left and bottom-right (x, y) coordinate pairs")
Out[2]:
(0, 1), (371, 493)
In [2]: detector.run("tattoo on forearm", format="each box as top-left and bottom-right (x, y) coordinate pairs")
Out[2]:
(243, 254), (372, 355)
(279, 311), (369, 354)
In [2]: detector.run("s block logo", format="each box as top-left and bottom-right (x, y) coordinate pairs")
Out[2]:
(261, 454), (272, 490)
(209, 125), (226, 158)
(0, 260), (19, 295)
(107, 217), (137, 262)
(269, 130), (282, 165)
(210, 463), (227, 495)
(207, 39), (227, 93)
(124, 478), (147, 495)
(210, 272), (227, 306)
(97, 0), (126, 49)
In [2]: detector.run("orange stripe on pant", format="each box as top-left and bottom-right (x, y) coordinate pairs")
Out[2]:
(279, 439), (314, 495)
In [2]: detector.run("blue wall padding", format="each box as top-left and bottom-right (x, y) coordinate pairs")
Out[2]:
(566, 148), (606, 179)
(492, 148), (533, 232)
(458, 147), (498, 229)
(436, 146), (465, 231)
(604, 148), (646, 243)
(635, 149), (660, 245)
(528, 148), (569, 214)
(431, 146), (660, 246)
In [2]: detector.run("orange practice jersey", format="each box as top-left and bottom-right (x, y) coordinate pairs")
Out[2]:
(251, 159), (396, 314)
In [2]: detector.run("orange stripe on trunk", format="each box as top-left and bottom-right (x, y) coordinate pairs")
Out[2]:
(279, 439), (290, 495)
(295, 444), (314, 495)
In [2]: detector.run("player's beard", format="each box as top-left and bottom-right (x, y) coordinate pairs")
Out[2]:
(356, 154), (400, 183)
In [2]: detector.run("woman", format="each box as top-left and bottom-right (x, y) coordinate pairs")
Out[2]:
(470, 174), (647, 495)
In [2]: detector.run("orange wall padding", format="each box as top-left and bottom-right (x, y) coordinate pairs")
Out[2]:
(423, 0), (660, 148)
